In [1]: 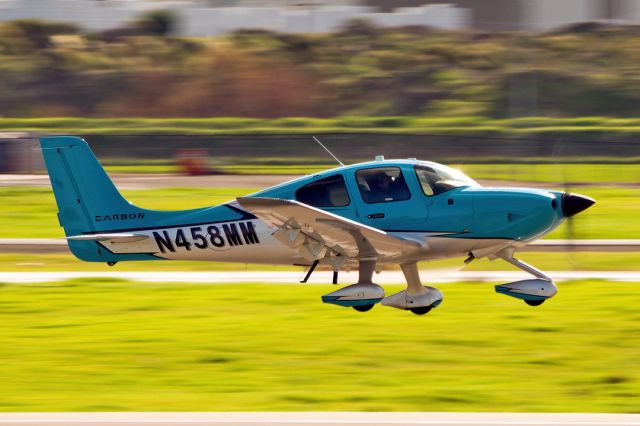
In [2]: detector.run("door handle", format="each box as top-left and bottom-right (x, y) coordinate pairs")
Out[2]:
(368, 213), (385, 219)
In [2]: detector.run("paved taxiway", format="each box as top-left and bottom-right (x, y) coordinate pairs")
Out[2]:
(0, 412), (638, 426)
(0, 270), (638, 283)
(1, 239), (639, 254)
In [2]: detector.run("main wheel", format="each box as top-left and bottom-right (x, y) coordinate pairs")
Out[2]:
(410, 306), (432, 315)
(353, 304), (374, 312)
(525, 299), (545, 306)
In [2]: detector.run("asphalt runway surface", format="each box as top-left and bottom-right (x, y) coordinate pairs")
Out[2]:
(1, 270), (638, 284)
(2, 239), (639, 254)
(0, 412), (638, 426)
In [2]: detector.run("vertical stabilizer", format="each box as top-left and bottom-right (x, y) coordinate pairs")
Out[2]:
(40, 136), (140, 236)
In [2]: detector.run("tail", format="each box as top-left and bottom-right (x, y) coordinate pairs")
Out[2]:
(40, 137), (144, 235)
(39, 136), (232, 262)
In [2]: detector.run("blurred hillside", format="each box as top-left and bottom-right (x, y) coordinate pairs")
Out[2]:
(2, 20), (640, 118)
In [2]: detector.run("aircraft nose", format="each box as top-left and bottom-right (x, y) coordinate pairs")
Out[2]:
(561, 193), (595, 217)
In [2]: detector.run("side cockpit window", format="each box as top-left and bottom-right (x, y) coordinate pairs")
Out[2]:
(414, 164), (477, 196)
(295, 174), (350, 207)
(356, 167), (411, 203)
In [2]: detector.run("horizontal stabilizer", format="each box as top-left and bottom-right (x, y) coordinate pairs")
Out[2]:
(66, 234), (149, 243)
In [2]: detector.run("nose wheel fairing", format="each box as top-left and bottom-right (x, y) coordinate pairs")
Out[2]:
(495, 279), (558, 302)
(494, 247), (559, 305)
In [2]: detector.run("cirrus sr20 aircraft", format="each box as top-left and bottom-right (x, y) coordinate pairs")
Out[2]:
(40, 136), (595, 315)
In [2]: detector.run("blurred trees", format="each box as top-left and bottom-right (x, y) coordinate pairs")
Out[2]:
(136, 9), (179, 36)
(100, 49), (322, 117)
(1, 21), (640, 118)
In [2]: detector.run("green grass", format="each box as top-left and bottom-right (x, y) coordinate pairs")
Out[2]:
(1, 252), (639, 272)
(0, 279), (637, 412)
(8, 116), (640, 138)
(544, 187), (640, 240)
(234, 162), (639, 185)
(0, 187), (258, 239)
(455, 163), (640, 184)
(101, 162), (640, 183)
(1, 185), (636, 239)
(0, 253), (294, 272)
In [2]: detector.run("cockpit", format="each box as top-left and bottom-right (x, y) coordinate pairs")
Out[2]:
(253, 158), (480, 221)
(289, 160), (479, 211)
(413, 162), (479, 196)
(356, 167), (411, 203)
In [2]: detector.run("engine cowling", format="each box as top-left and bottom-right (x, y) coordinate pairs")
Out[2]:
(495, 279), (557, 303)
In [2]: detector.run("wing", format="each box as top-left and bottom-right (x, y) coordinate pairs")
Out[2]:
(236, 197), (422, 262)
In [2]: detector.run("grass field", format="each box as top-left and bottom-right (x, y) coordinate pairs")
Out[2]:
(1, 185), (636, 240)
(1, 187), (254, 239)
(456, 164), (640, 185)
(102, 162), (640, 184)
(0, 279), (637, 412)
(8, 116), (640, 138)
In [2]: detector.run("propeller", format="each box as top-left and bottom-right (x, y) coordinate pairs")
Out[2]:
(550, 138), (596, 267)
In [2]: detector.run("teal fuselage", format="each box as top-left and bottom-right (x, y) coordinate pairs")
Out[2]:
(254, 160), (566, 243)
(40, 136), (570, 266)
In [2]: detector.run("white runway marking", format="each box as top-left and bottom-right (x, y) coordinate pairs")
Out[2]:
(2, 239), (639, 254)
(0, 412), (638, 426)
(0, 270), (638, 284)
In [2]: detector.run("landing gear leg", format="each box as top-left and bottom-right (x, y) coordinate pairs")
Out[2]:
(358, 259), (376, 285)
(382, 262), (443, 315)
(494, 248), (557, 305)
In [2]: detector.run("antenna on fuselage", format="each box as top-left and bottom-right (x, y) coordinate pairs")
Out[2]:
(312, 136), (344, 167)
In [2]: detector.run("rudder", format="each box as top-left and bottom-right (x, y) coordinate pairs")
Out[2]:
(40, 136), (150, 261)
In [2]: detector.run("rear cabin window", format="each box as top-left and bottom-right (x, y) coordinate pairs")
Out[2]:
(295, 174), (350, 207)
(356, 167), (411, 204)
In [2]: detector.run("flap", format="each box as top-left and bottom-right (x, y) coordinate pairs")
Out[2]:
(236, 197), (421, 260)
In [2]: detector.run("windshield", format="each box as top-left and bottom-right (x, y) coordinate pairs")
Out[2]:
(414, 164), (479, 196)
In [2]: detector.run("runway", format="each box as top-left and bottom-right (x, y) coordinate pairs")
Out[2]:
(1, 270), (638, 283)
(0, 412), (638, 426)
(1, 239), (639, 254)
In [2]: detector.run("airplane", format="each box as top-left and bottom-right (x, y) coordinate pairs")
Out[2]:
(39, 136), (595, 315)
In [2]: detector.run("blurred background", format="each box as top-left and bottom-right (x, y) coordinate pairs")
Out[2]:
(0, 0), (639, 414)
